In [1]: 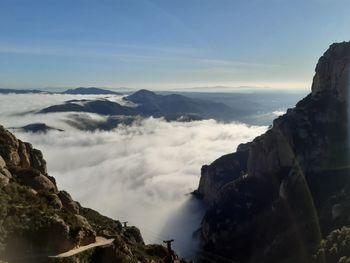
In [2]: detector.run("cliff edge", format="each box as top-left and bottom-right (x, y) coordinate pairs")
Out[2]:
(195, 41), (350, 263)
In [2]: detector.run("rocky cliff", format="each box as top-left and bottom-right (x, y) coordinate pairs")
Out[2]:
(195, 42), (350, 263)
(0, 125), (184, 263)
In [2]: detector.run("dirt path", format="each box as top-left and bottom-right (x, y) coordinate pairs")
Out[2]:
(49, 236), (114, 258)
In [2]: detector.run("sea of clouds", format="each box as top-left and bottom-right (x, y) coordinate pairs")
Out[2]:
(0, 94), (267, 258)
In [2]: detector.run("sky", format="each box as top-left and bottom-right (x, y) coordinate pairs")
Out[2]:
(0, 0), (350, 91)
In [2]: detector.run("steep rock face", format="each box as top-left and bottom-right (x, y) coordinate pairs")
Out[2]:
(196, 42), (350, 263)
(0, 127), (47, 174)
(196, 143), (250, 205)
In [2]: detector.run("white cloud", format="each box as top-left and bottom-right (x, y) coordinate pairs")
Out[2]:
(0, 94), (267, 257)
(272, 110), (286, 116)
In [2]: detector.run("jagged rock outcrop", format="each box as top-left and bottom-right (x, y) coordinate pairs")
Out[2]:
(58, 190), (80, 214)
(0, 125), (185, 263)
(195, 41), (350, 263)
(0, 127), (47, 174)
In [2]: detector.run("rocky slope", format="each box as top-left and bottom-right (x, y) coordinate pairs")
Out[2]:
(0, 125), (184, 263)
(195, 41), (350, 263)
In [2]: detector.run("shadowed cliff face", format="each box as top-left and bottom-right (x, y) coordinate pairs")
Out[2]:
(195, 42), (350, 263)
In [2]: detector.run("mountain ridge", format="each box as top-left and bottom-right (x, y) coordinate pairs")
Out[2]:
(0, 87), (123, 95)
(195, 41), (350, 263)
(62, 87), (122, 95)
(36, 89), (239, 128)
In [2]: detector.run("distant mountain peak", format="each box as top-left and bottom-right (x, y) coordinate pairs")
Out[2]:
(129, 89), (157, 97)
(62, 87), (122, 95)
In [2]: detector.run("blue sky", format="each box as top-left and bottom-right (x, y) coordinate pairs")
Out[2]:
(0, 0), (350, 91)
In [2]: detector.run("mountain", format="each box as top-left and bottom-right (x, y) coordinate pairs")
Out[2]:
(62, 87), (122, 95)
(125, 89), (240, 121)
(39, 99), (136, 116)
(181, 91), (307, 125)
(10, 123), (64, 133)
(64, 114), (139, 131)
(0, 125), (186, 262)
(0, 88), (46, 94)
(0, 87), (122, 95)
(37, 90), (239, 129)
(195, 41), (350, 263)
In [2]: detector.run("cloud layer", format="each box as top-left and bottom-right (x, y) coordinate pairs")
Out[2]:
(0, 94), (267, 257)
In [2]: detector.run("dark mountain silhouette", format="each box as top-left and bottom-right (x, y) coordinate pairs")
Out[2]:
(62, 87), (122, 95)
(37, 90), (240, 129)
(10, 123), (64, 133)
(125, 89), (240, 121)
(0, 88), (46, 94)
(39, 100), (136, 116)
(64, 114), (139, 131)
(0, 87), (122, 95)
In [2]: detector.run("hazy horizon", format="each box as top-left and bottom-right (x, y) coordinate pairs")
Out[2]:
(0, 84), (310, 93)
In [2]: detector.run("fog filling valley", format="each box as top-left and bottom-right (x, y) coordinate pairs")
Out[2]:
(0, 94), (268, 257)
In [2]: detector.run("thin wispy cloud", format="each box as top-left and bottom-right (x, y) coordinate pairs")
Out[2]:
(194, 58), (280, 68)
(0, 43), (278, 69)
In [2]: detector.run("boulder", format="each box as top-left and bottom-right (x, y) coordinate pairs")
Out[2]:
(123, 226), (144, 245)
(0, 174), (9, 186)
(0, 168), (12, 178)
(74, 215), (96, 246)
(0, 155), (6, 169)
(42, 214), (76, 253)
(45, 193), (63, 210)
(58, 190), (80, 214)
(14, 168), (57, 192)
(4, 214), (76, 256)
